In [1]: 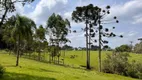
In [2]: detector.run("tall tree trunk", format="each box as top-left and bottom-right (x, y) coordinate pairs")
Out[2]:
(63, 59), (64, 65)
(44, 52), (46, 61)
(38, 52), (41, 61)
(9, 50), (11, 55)
(86, 21), (90, 69)
(0, 2), (8, 28)
(34, 50), (36, 60)
(58, 56), (59, 64)
(54, 56), (55, 63)
(16, 35), (20, 66)
(88, 27), (91, 68)
(98, 21), (102, 72)
(51, 54), (53, 62)
(29, 52), (31, 58)
(63, 50), (65, 58)
(9, 44), (12, 55)
(49, 53), (51, 63)
(38, 43), (41, 61)
(57, 43), (60, 64)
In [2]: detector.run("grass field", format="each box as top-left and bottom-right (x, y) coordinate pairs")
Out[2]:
(0, 50), (141, 80)
(59, 51), (142, 70)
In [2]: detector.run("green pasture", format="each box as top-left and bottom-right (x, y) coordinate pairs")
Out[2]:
(0, 50), (141, 80)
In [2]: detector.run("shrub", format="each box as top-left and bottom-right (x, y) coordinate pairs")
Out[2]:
(135, 62), (142, 79)
(102, 53), (142, 79)
(0, 64), (5, 78)
(126, 61), (138, 78)
(102, 53), (129, 75)
(126, 61), (142, 79)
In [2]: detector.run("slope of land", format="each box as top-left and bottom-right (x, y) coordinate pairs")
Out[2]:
(0, 51), (138, 80)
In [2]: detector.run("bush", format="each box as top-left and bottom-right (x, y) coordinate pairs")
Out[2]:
(126, 61), (142, 79)
(135, 62), (142, 79)
(137, 72), (142, 79)
(102, 53), (142, 79)
(102, 53), (129, 75)
(0, 64), (5, 78)
(126, 61), (138, 78)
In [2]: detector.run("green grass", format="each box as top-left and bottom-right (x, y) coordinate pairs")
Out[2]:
(0, 50), (139, 80)
(60, 51), (142, 70)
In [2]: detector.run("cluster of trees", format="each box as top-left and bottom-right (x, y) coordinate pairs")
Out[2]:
(61, 45), (100, 51)
(115, 45), (131, 52)
(0, 0), (124, 72)
(134, 42), (142, 53)
(47, 13), (71, 63)
(78, 45), (112, 51)
(0, 1), (71, 66)
(0, 0), (35, 49)
(72, 4), (122, 71)
(2, 13), (71, 66)
(115, 42), (142, 54)
(62, 45), (74, 50)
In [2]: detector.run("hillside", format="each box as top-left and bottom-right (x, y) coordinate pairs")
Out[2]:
(0, 51), (137, 80)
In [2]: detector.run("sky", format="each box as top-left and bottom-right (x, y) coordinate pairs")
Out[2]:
(9, 0), (142, 48)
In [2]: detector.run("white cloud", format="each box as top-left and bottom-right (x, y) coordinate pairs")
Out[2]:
(28, 0), (68, 26)
(6, 2), (25, 18)
(25, 4), (34, 9)
(107, 0), (142, 24)
(67, 31), (86, 47)
(118, 32), (125, 35)
(132, 14), (142, 24)
(78, 0), (90, 6)
(64, 12), (72, 20)
(128, 31), (138, 37)
(66, 22), (87, 47)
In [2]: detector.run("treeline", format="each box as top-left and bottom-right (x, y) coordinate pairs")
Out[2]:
(115, 42), (142, 54)
(0, 12), (72, 66)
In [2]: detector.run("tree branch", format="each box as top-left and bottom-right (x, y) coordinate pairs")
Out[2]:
(0, 0), (8, 27)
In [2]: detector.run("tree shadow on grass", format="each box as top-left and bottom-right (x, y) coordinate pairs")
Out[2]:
(25, 67), (61, 73)
(40, 68), (60, 73)
(0, 72), (56, 80)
